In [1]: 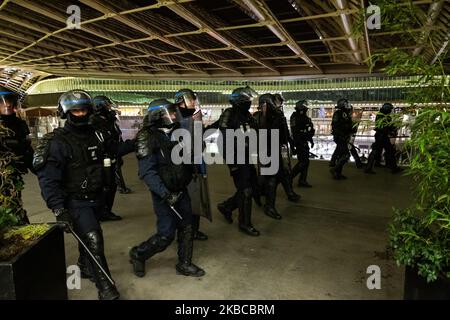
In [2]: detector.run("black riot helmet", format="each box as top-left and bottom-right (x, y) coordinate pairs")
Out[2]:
(58, 89), (93, 127)
(145, 98), (181, 133)
(380, 102), (394, 114)
(0, 86), (20, 116)
(273, 93), (284, 109)
(337, 98), (351, 112)
(258, 93), (277, 113)
(174, 88), (200, 117)
(295, 100), (308, 114)
(229, 86), (258, 111)
(92, 95), (117, 114)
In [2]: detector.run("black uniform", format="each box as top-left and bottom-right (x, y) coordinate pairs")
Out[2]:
(330, 101), (354, 179)
(272, 94), (300, 201)
(290, 105), (315, 187)
(365, 104), (401, 174)
(253, 94), (290, 220)
(216, 87), (260, 236)
(90, 110), (134, 221)
(277, 110), (301, 200)
(129, 99), (205, 278)
(33, 90), (119, 300)
(174, 88), (210, 241)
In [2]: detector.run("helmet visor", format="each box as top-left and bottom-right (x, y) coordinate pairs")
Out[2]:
(183, 93), (200, 111)
(0, 91), (19, 115)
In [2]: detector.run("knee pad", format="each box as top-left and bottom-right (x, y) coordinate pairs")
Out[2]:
(84, 230), (104, 255)
(148, 234), (173, 253)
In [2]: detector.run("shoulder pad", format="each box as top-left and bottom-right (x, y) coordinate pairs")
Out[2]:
(32, 132), (56, 171)
(136, 129), (162, 159)
(218, 108), (234, 129)
(135, 129), (150, 159)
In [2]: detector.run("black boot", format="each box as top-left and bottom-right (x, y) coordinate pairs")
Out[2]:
(329, 166), (339, 179)
(100, 211), (123, 221)
(279, 173), (300, 202)
(84, 231), (120, 300)
(217, 196), (235, 224)
(129, 234), (172, 277)
(192, 215), (208, 241)
(118, 186), (132, 194)
(176, 225), (205, 277)
(298, 166), (312, 187)
(238, 188), (260, 236)
(364, 151), (376, 174)
(264, 177), (282, 220)
(77, 246), (94, 282)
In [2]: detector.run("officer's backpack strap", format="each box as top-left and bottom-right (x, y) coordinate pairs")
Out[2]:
(32, 129), (61, 171)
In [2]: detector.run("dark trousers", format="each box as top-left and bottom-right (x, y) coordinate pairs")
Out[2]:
(66, 198), (103, 235)
(133, 191), (193, 262)
(66, 198), (115, 292)
(366, 135), (398, 171)
(221, 164), (257, 227)
(152, 191), (193, 240)
(115, 163), (129, 191)
(331, 136), (350, 174)
(292, 142), (310, 183)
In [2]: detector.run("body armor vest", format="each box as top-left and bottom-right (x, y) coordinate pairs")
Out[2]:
(291, 112), (314, 143)
(136, 128), (192, 192)
(54, 128), (105, 198)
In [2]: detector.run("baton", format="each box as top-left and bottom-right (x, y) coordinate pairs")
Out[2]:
(59, 222), (115, 286)
(169, 205), (183, 220)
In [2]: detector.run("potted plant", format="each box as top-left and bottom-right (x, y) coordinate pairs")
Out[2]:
(355, 0), (450, 299)
(0, 123), (67, 300)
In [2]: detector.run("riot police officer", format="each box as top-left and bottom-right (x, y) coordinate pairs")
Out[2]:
(272, 93), (301, 201)
(33, 90), (120, 300)
(365, 103), (403, 174)
(174, 89), (211, 241)
(0, 86), (33, 224)
(290, 100), (315, 187)
(253, 93), (286, 220)
(90, 96), (134, 221)
(330, 98), (354, 180)
(129, 99), (205, 278)
(216, 86), (260, 236)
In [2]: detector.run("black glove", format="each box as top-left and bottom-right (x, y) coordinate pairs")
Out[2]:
(165, 191), (183, 207)
(53, 208), (71, 232)
(310, 141), (314, 149)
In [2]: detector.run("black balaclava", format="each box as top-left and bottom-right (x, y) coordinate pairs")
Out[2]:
(67, 111), (92, 127)
(179, 107), (195, 118)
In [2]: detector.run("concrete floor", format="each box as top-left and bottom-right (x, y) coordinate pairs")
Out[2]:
(23, 155), (412, 300)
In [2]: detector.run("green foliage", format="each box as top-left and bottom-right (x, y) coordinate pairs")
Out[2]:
(389, 109), (450, 282)
(4, 224), (49, 241)
(354, 1), (450, 282)
(0, 124), (25, 231)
